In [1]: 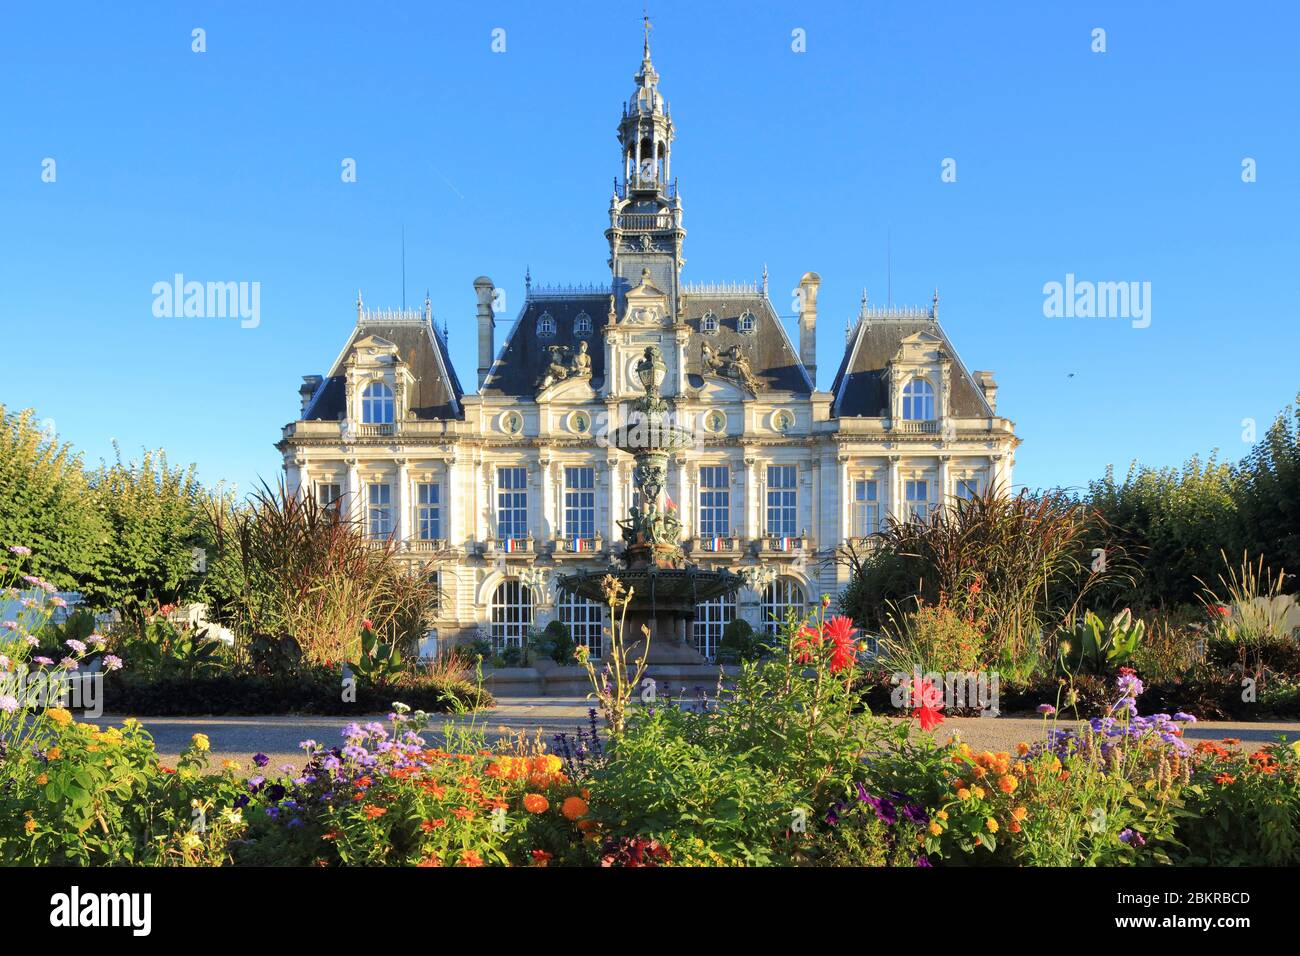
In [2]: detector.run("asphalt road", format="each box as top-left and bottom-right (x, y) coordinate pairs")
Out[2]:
(94, 698), (1299, 775)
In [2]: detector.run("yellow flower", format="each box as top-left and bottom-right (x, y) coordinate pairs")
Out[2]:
(986, 817), (999, 833)
(25, 819), (37, 834)
(222, 759), (241, 771)
(928, 822), (943, 836)
(191, 733), (210, 752)
(997, 775), (1018, 794)
(957, 788), (972, 801)
(45, 747), (61, 760)
(46, 708), (72, 727)
(1011, 806), (1028, 822)
(35, 774), (48, 785)
(936, 810), (948, 820)
(971, 785), (986, 800)
(1017, 742), (1030, 755)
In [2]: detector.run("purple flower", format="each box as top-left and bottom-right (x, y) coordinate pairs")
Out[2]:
(8, 546), (32, 556)
(1037, 704), (1056, 715)
(1119, 828), (1146, 847)
(252, 752), (270, 767)
(102, 655), (123, 672)
(1172, 712), (1197, 723)
(0, 695), (18, 714)
(33, 656), (53, 666)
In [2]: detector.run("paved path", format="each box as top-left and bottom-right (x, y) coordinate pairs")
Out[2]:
(97, 699), (1300, 775)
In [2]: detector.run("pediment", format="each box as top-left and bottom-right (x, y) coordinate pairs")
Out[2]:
(351, 334), (401, 361)
(893, 330), (946, 364)
(696, 377), (750, 401)
(621, 268), (669, 326)
(540, 375), (599, 403)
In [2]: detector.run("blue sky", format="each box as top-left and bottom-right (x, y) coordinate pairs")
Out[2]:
(2, 0), (1296, 497)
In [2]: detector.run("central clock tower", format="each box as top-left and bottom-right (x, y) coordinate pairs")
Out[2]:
(605, 18), (685, 319)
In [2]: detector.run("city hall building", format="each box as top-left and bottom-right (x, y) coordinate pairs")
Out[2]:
(276, 31), (1018, 660)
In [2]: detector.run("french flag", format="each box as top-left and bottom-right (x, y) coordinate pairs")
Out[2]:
(571, 537), (588, 552)
(504, 538), (520, 553)
(706, 536), (722, 552)
(778, 537), (795, 552)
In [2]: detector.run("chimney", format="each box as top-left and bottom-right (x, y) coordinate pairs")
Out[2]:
(974, 371), (998, 412)
(474, 276), (495, 389)
(797, 271), (821, 383)
(299, 375), (322, 415)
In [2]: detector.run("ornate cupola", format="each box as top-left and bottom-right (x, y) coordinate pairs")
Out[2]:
(607, 17), (686, 318)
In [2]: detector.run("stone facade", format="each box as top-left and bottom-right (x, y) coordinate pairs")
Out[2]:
(275, 30), (1019, 660)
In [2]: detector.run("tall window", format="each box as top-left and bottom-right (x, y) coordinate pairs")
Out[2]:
(956, 477), (980, 502)
(361, 382), (395, 424)
(902, 378), (935, 421)
(564, 466), (595, 539)
(692, 593), (736, 661)
(853, 479), (881, 536)
(316, 482), (342, 517)
(496, 467), (528, 539)
(761, 579), (806, 636)
(698, 466), (730, 537)
(905, 478), (931, 523)
(367, 483), (392, 539)
(574, 312), (593, 335)
(559, 592), (604, 658)
(766, 465), (797, 536)
(417, 483), (441, 540)
(490, 580), (532, 651)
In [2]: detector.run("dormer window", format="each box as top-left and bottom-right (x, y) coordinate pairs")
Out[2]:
(738, 310), (756, 333)
(701, 310), (718, 334)
(361, 382), (395, 424)
(573, 312), (592, 336)
(537, 312), (556, 337)
(902, 377), (935, 421)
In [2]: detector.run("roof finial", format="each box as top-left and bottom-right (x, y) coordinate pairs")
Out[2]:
(642, 9), (652, 62)
(356, 289), (363, 322)
(859, 287), (869, 317)
(525, 266), (532, 296)
(932, 286), (940, 318)
(423, 289), (432, 322)
(761, 263), (768, 296)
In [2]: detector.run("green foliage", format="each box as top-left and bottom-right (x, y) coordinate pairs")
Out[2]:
(352, 623), (405, 685)
(86, 445), (212, 614)
(716, 617), (764, 664)
(1237, 395), (1300, 576)
(110, 614), (228, 680)
(529, 620), (576, 664)
(0, 406), (106, 590)
(1059, 608), (1145, 676)
(879, 600), (986, 674)
(1178, 741), (1300, 865)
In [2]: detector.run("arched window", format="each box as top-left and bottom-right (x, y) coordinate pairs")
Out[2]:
(490, 580), (533, 651)
(692, 593), (736, 661)
(902, 377), (935, 421)
(738, 310), (756, 333)
(760, 579), (806, 636)
(558, 592), (605, 659)
(701, 310), (718, 334)
(573, 312), (592, 336)
(361, 382), (395, 424)
(537, 312), (556, 337)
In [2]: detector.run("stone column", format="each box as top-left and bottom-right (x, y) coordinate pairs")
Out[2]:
(838, 454), (851, 539)
(346, 458), (361, 526)
(445, 457), (460, 548)
(395, 459), (409, 542)
(742, 454), (757, 540)
(674, 454), (689, 538)
(937, 455), (951, 513)
(887, 455), (901, 525)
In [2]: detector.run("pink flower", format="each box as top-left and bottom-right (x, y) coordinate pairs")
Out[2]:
(7, 546), (31, 556)
(824, 615), (859, 674)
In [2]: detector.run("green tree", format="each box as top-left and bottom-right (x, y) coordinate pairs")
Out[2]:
(85, 444), (211, 614)
(0, 406), (106, 590)
(1237, 394), (1300, 576)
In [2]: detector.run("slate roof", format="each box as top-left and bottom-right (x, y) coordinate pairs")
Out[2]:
(303, 319), (464, 421)
(830, 317), (993, 418)
(480, 296), (609, 397)
(481, 292), (813, 397)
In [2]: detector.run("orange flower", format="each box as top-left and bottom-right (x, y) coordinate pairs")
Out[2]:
(562, 796), (589, 821)
(417, 853), (443, 867)
(355, 776), (372, 789)
(1214, 773), (1236, 785)
(46, 747), (62, 761)
(363, 804), (387, 819)
(420, 818), (447, 832)
(531, 849), (553, 866)
(1009, 820), (1022, 834)
(523, 793), (549, 814)
(1016, 743), (1030, 756)
(1221, 737), (1241, 746)
(972, 766), (988, 779)
(322, 830), (340, 841)
(453, 806), (474, 820)
(997, 774), (1018, 794)
(1011, 806), (1028, 822)
(459, 850), (483, 867)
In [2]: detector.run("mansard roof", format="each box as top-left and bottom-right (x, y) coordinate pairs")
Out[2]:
(303, 315), (464, 421)
(480, 294), (610, 397)
(682, 292), (813, 394)
(830, 312), (993, 418)
(480, 288), (813, 398)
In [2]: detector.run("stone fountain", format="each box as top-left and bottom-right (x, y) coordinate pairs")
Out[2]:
(557, 345), (744, 666)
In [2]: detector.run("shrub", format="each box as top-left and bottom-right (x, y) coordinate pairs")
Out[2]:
(529, 620), (575, 665)
(879, 600), (985, 674)
(1178, 738), (1300, 865)
(716, 618), (764, 664)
